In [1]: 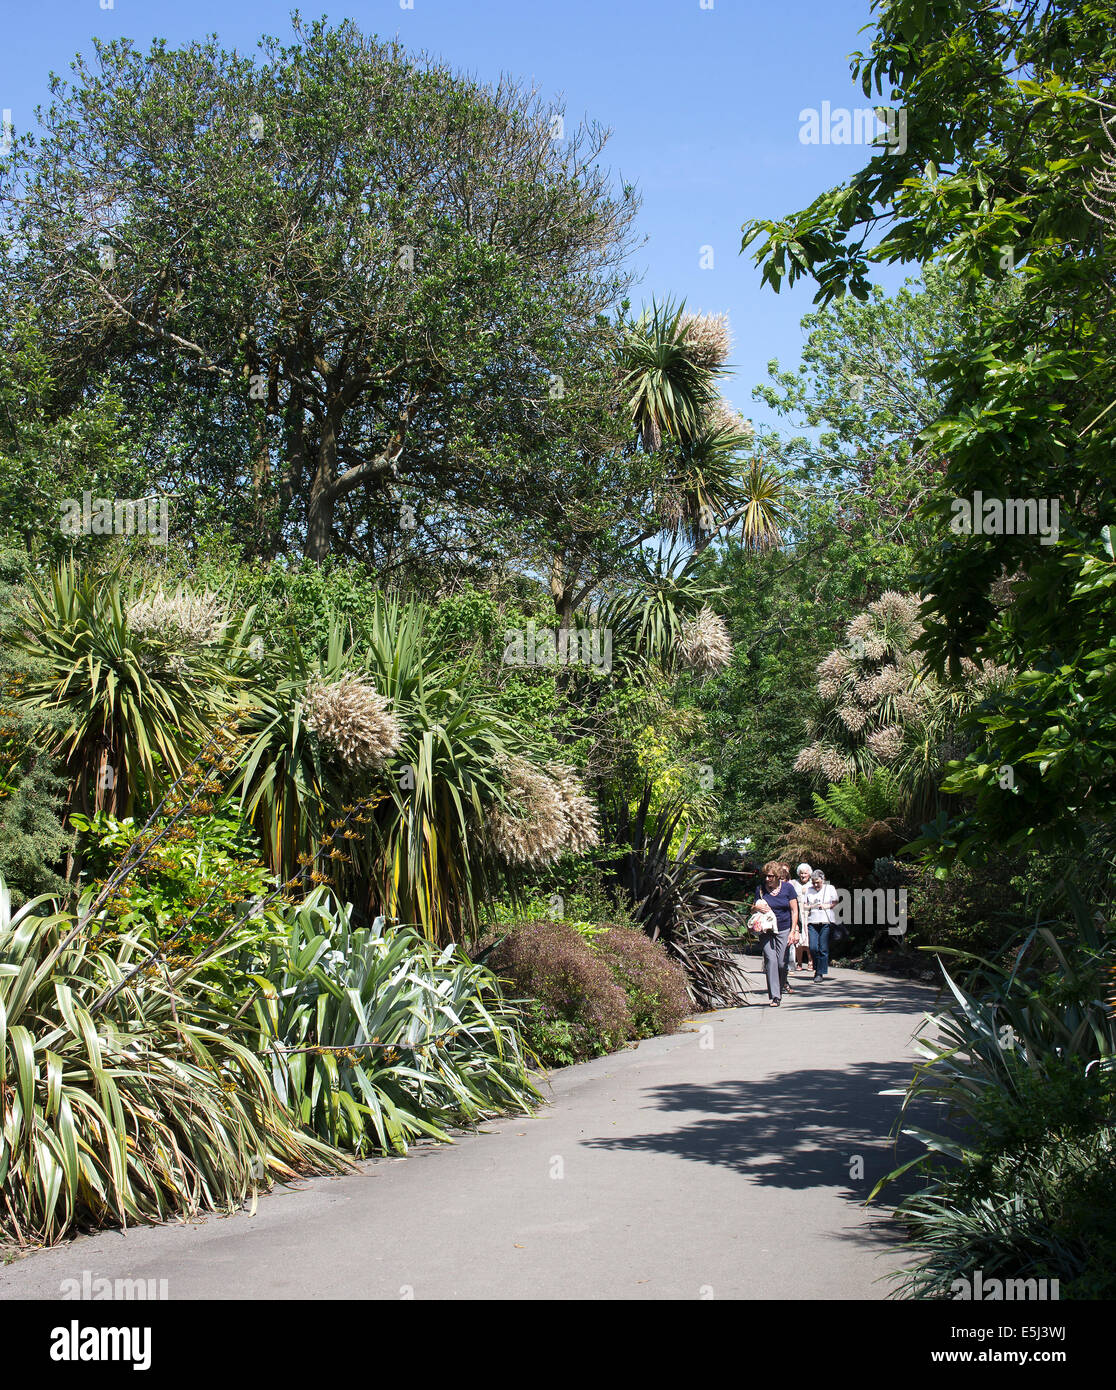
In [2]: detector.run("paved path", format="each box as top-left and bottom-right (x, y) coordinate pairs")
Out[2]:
(1, 961), (940, 1300)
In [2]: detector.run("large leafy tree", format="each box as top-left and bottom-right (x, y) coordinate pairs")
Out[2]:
(1, 16), (639, 564)
(754, 266), (1002, 561)
(740, 0), (1116, 862)
(0, 295), (137, 562)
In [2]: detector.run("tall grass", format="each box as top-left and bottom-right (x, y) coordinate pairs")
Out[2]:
(0, 880), (347, 1246)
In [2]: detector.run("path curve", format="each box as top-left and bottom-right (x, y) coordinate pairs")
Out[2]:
(0, 962), (939, 1300)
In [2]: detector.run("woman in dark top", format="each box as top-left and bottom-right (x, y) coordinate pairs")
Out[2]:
(753, 860), (800, 1006)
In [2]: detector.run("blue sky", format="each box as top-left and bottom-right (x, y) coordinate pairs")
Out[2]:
(1, 0), (913, 429)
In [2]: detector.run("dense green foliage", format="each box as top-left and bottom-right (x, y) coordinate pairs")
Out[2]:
(251, 891), (538, 1155)
(0, 876), (347, 1245)
(878, 908), (1116, 1298)
(742, 0), (1116, 865)
(1, 2), (1113, 1273)
(740, 0), (1116, 1296)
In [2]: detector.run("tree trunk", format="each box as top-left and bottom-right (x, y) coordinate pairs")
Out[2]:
(307, 413), (339, 562)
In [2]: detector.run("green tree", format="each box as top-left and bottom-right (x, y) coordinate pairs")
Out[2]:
(740, 0), (1116, 862)
(1, 16), (639, 564)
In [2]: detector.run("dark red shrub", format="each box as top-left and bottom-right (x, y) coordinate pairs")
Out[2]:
(481, 919), (632, 1061)
(594, 924), (691, 1039)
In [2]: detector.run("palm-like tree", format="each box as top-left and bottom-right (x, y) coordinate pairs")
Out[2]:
(618, 299), (716, 452)
(723, 458), (793, 552)
(600, 545), (724, 671)
(661, 423), (790, 552)
(361, 600), (519, 945)
(234, 603), (533, 946)
(15, 562), (249, 820)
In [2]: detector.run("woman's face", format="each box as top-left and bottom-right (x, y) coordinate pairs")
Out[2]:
(797, 869), (811, 882)
(763, 871), (779, 889)
(812, 875), (824, 888)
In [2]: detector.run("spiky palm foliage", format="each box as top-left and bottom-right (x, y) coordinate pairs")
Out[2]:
(671, 439), (790, 554)
(661, 418), (768, 547)
(873, 899), (1116, 1298)
(0, 876), (346, 1245)
(233, 624), (356, 891)
(730, 457), (793, 551)
(602, 784), (746, 1009)
(618, 298), (717, 452)
(600, 544), (725, 674)
(13, 562), (250, 819)
(250, 890), (538, 1155)
(235, 602), (566, 946)
(361, 599), (529, 945)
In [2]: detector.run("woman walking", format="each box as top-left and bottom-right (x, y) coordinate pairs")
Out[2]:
(752, 860), (800, 1006)
(805, 869), (840, 982)
(790, 863), (814, 974)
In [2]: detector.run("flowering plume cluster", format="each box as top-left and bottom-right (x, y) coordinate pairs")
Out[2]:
(128, 589), (227, 647)
(705, 396), (751, 439)
(487, 755), (599, 866)
(795, 589), (1013, 789)
(545, 761), (601, 855)
(796, 591), (928, 777)
(302, 674), (402, 771)
(679, 311), (732, 370)
(678, 607), (732, 674)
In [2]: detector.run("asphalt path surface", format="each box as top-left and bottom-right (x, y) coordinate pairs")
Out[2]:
(1, 958), (940, 1300)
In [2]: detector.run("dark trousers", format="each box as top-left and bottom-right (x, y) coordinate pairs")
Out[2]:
(809, 922), (830, 978)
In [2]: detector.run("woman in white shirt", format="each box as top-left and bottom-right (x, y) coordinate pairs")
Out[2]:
(790, 862), (814, 973)
(804, 869), (839, 982)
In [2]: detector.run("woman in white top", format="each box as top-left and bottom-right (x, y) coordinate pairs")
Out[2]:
(804, 869), (839, 981)
(790, 862), (814, 973)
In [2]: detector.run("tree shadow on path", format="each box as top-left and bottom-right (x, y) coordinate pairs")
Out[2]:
(582, 1060), (939, 1216)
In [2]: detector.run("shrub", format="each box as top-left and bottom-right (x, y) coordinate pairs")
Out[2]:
(481, 917), (691, 1066)
(481, 918), (632, 1065)
(70, 808), (280, 952)
(902, 858), (1031, 957)
(13, 561), (252, 818)
(251, 891), (538, 1156)
(893, 1059), (1116, 1300)
(594, 923), (691, 1039)
(875, 902), (1116, 1298)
